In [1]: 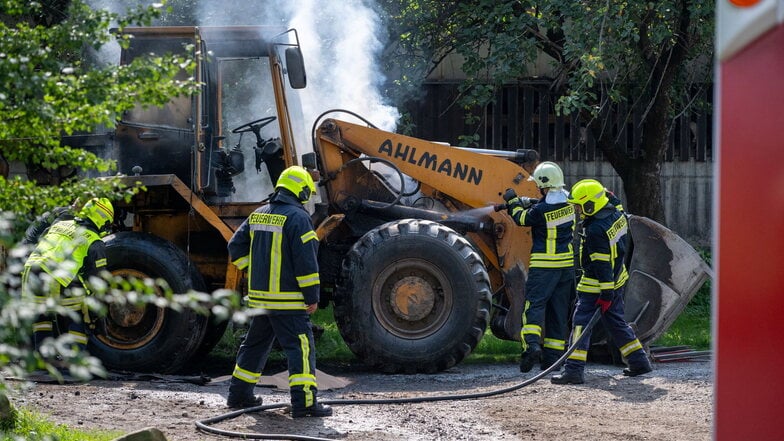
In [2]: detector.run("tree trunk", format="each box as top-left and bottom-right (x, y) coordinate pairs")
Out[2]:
(592, 101), (668, 225)
(591, 1), (692, 226)
(619, 158), (666, 223)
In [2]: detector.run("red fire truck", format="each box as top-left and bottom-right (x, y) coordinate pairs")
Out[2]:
(716, 1), (784, 439)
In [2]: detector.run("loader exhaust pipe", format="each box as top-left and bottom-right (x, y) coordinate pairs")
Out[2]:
(358, 200), (494, 234)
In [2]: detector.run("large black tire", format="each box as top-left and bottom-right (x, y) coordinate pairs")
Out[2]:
(334, 219), (492, 374)
(89, 232), (209, 373)
(191, 315), (230, 364)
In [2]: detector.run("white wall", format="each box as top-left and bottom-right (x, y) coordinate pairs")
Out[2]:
(561, 159), (713, 247)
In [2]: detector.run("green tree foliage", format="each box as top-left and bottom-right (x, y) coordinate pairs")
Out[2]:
(0, 0), (226, 394)
(0, 206), (245, 388)
(0, 0), (198, 221)
(379, 0), (713, 222)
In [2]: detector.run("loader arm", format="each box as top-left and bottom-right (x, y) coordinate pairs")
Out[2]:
(312, 118), (711, 351)
(314, 118), (542, 340)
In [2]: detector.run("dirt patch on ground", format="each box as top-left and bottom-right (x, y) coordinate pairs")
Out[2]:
(8, 360), (712, 440)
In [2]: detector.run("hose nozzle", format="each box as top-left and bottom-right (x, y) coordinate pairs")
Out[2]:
(493, 203), (507, 212)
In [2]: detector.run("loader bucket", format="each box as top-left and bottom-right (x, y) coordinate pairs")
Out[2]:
(622, 215), (712, 345)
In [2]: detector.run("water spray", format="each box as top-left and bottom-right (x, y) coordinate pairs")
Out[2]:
(491, 197), (539, 213)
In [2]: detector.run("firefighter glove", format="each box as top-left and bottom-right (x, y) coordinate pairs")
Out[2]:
(596, 290), (613, 314)
(503, 188), (518, 203)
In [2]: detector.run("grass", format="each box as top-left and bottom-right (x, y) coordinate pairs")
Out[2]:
(213, 280), (713, 367)
(652, 277), (712, 350)
(2, 408), (120, 441)
(465, 334), (519, 363)
(464, 276), (713, 362)
(210, 307), (357, 364)
(211, 249), (714, 364)
(651, 247), (712, 350)
(311, 308), (355, 363)
(307, 276), (713, 364)
(309, 307), (525, 364)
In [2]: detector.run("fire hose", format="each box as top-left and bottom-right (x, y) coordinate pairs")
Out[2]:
(195, 309), (603, 440)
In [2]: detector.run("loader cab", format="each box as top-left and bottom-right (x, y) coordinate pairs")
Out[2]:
(114, 26), (306, 203)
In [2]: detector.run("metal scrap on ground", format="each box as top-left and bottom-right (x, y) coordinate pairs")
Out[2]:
(209, 369), (352, 391)
(650, 346), (712, 363)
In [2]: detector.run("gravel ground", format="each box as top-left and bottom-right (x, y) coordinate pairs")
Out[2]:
(8, 359), (712, 441)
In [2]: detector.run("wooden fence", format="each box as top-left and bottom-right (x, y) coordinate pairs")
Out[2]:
(403, 82), (713, 246)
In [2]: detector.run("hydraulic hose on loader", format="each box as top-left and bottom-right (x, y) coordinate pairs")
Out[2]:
(195, 309), (603, 440)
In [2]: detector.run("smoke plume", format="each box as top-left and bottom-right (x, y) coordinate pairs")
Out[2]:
(87, 0), (400, 201)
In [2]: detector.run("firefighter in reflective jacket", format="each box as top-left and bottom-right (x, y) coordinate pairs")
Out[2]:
(552, 179), (652, 384)
(226, 165), (332, 418)
(22, 198), (81, 245)
(504, 161), (576, 373)
(21, 198), (114, 353)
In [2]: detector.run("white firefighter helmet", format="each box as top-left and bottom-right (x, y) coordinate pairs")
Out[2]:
(530, 161), (565, 189)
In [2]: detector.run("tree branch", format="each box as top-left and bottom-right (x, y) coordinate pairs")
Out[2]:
(638, 6), (656, 68)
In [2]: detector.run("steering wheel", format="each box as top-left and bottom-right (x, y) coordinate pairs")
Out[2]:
(231, 116), (278, 134)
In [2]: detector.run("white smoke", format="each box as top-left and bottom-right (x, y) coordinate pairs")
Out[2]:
(88, 0), (399, 131)
(193, 0), (399, 132)
(83, 0), (128, 66)
(285, 1), (399, 131)
(193, 0), (400, 201)
(86, 0), (399, 201)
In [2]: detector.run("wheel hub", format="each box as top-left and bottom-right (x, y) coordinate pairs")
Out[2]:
(390, 276), (436, 321)
(95, 268), (166, 349)
(109, 303), (146, 327)
(372, 258), (452, 339)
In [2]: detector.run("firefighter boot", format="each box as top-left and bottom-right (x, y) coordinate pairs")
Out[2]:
(227, 395), (263, 409)
(291, 402), (333, 418)
(519, 344), (542, 373)
(227, 378), (263, 409)
(623, 357), (653, 377)
(551, 370), (585, 385)
(291, 386), (332, 418)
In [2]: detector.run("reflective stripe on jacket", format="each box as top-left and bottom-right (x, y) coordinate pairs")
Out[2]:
(25, 219), (101, 287)
(511, 200), (575, 268)
(577, 207), (629, 294)
(228, 191), (320, 312)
